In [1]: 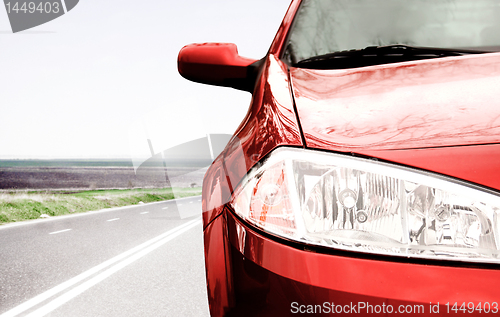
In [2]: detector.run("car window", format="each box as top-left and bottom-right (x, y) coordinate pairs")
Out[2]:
(285, 0), (500, 65)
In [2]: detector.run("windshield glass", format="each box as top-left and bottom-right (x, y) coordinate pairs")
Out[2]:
(285, 0), (500, 64)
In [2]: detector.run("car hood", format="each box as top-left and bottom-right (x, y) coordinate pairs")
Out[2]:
(290, 53), (500, 151)
(289, 53), (500, 190)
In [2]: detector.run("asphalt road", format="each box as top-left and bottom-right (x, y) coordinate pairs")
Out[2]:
(0, 196), (210, 317)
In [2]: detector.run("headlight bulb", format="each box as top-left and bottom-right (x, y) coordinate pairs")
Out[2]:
(339, 189), (357, 209)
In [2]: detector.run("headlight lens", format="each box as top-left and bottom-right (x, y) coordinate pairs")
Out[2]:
(231, 148), (500, 263)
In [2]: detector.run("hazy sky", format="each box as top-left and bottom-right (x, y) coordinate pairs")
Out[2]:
(0, 0), (291, 159)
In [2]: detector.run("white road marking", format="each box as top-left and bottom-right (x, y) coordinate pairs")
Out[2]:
(49, 229), (72, 235)
(106, 218), (119, 222)
(178, 204), (183, 206)
(197, 199), (201, 202)
(1, 217), (201, 317)
(162, 207), (168, 210)
(140, 212), (149, 215)
(190, 201), (193, 204)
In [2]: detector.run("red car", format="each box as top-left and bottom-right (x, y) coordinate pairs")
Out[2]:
(179, 0), (500, 316)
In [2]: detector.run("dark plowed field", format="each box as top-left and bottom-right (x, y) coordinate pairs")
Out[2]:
(0, 166), (206, 190)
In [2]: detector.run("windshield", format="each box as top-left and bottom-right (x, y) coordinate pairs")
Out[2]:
(285, 0), (500, 65)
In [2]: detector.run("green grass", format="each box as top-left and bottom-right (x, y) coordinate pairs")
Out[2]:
(0, 187), (201, 224)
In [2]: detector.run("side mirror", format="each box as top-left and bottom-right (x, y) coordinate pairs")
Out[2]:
(178, 43), (261, 92)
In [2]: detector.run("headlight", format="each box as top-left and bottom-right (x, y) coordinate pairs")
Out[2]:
(231, 147), (500, 264)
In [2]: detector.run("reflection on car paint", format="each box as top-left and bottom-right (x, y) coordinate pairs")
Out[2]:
(291, 53), (500, 151)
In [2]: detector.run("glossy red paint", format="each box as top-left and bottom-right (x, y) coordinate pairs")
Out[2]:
(268, 0), (303, 56)
(201, 54), (303, 316)
(201, 153), (231, 228)
(178, 43), (257, 89)
(202, 50), (500, 315)
(223, 54), (302, 183)
(224, 210), (500, 316)
(203, 213), (233, 316)
(291, 53), (500, 151)
(180, 1), (500, 316)
(201, 54), (303, 226)
(361, 144), (500, 192)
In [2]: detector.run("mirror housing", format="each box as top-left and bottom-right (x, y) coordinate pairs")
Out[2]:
(178, 43), (261, 92)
